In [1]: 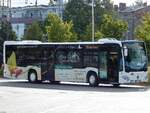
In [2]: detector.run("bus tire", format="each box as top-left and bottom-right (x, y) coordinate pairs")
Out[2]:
(28, 70), (38, 83)
(87, 72), (99, 87)
(113, 84), (120, 87)
(51, 81), (60, 84)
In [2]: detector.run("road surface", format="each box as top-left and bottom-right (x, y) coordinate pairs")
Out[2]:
(0, 79), (150, 113)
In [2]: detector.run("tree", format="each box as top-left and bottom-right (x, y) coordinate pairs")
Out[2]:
(135, 13), (150, 56)
(63, 0), (90, 40)
(45, 13), (77, 42)
(101, 0), (114, 13)
(49, 0), (54, 5)
(0, 20), (16, 53)
(23, 21), (43, 41)
(134, 0), (145, 6)
(63, 0), (115, 41)
(83, 23), (103, 41)
(100, 14), (128, 39)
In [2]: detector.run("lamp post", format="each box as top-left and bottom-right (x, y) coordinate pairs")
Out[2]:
(92, 0), (94, 42)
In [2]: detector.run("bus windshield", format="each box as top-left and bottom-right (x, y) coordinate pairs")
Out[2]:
(123, 42), (147, 72)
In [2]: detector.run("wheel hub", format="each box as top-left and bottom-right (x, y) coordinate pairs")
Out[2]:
(30, 73), (36, 82)
(89, 75), (96, 84)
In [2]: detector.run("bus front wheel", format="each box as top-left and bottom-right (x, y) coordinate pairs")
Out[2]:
(28, 70), (38, 83)
(88, 73), (99, 87)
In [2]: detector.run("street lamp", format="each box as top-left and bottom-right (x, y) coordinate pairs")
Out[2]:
(92, 0), (94, 42)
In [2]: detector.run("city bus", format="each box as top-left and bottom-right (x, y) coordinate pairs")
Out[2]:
(3, 39), (148, 86)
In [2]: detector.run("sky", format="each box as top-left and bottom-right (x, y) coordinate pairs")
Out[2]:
(9, 0), (150, 7)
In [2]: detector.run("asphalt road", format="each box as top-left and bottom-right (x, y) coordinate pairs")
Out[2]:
(0, 79), (150, 113)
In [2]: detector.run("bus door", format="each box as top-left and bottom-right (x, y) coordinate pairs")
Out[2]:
(99, 51), (108, 80)
(99, 49), (119, 83)
(108, 51), (119, 82)
(41, 48), (55, 81)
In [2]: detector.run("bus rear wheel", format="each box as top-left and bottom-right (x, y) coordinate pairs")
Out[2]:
(113, 84), (120, 87)
(51, 81), (60, 84)
(88, 73), (99, 87)
(28, 70), (38, 83)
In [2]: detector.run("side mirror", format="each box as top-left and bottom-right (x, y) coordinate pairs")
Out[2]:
(123, 46), (128, 57)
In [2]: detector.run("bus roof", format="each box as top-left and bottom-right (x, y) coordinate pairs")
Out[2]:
(4, 39), (122, 46)
(122, 40), (144, 43)
(4, 39), (143, 46)
(4, 40), (42, 45)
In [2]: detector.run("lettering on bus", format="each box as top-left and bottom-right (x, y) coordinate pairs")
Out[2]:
(85, 45), (99, 49)
(56, 45), (78, 49)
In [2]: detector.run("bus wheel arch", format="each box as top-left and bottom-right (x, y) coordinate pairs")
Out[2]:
(87, 71), (99, 87)
(28, 69), (38, 83)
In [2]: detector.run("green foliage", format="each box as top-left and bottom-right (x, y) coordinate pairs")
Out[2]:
(49, 0), (55, 5)
(63, 0), (90, 40)
(63, 0), (114, 41)
(135, 13), (150, 57)
(45, 13), (77, 42)
(101, 0), (114, 13)
(0, 20), (17, 53)
(83, 14), (127, 41)
(23, 21), (43, 41)
(95, 31), (104, 40)
(100, 14), (128, 39)
(83, 23), (103, 41)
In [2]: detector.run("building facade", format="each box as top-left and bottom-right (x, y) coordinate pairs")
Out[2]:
(0, 0), (65, 40)
(12, 4), (64, 39)
(119, 3), (150, 39)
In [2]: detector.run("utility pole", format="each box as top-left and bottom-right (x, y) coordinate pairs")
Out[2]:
(2, 0), (4, 17)
(0, 0), (1, 18)
(35, 0), (37, 6)
(25, 0), (28, 4)
(58, 0), (62, 19)
(92, 0), (95, 42)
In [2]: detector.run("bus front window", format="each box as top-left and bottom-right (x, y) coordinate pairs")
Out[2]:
(123, 42), (147, 72)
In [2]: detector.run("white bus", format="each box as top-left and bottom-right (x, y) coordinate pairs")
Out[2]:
(3, 39), (148, 86)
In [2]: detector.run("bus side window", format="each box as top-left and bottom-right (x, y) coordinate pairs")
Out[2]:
(67, 50), (82, 67)
(68, 51), (80, 63)
(56, 50), (67, 64)
(83, 51), (98, 67)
